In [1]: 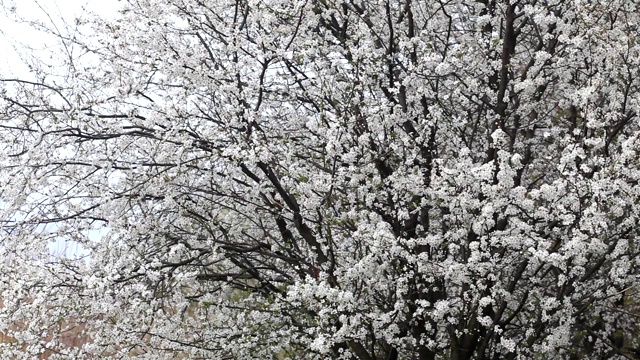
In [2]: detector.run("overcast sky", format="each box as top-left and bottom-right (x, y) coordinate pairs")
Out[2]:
(0, 0), (120, 79)
(0, 0), (120, 258)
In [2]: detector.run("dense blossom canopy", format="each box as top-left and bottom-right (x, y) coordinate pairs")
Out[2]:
(0, 0), (639, 359)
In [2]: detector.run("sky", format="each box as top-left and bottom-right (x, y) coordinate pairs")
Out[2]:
(0, 0), (120, 258)
(0, 0), (120, 79)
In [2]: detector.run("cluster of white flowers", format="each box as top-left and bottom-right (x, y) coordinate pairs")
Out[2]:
(0, 0), (638, 358)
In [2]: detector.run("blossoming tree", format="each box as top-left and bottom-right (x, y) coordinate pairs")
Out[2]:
(0, 0), (639, 358)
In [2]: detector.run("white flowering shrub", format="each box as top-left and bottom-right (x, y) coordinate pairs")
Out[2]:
(0, 0), (639, 359)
